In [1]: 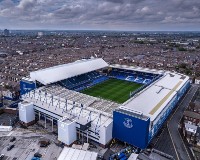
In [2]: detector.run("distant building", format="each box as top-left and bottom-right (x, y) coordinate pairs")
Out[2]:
(37, 32), (43, 37)
(4, 29), (9, 36)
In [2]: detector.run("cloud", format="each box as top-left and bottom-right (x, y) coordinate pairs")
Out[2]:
(17, 0), (36, 9)
(0, 0), (200, 30)
(136, 6), (151, 15)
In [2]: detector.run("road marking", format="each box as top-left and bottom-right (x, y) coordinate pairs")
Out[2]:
(168, 85), (193, 122)
(167, 124), (180, 160)
(154, 126), (166, 145)
(6, 131), (14, 136)
(177, 128), (191, 160)
(1, 137), (10, 148)
(167, 86), (193, 160)
(167, 85), (198, 160)
(177, 86), (198, 160)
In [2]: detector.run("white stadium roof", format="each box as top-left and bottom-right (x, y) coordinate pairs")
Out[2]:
(30, 58), (108, 85)
(110, 64), (165, 75)
(122, 72), (189, 122)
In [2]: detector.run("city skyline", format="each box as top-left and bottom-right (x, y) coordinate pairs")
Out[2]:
(0, 0), (200, 31)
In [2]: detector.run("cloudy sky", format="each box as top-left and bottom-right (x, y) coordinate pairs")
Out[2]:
(0, 0), (200, 31)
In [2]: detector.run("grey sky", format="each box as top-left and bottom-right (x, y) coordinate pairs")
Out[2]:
(0, 0), (200, 31)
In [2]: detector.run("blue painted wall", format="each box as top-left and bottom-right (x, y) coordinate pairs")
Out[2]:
(113, 110), (150, 149)
(113, 80), (190, 149)
(20, 80), (36, 95)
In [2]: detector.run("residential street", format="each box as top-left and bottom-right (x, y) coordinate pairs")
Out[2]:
(168, 84), (199, 160)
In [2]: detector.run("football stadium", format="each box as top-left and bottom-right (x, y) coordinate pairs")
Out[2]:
(19, 58), (190, 149)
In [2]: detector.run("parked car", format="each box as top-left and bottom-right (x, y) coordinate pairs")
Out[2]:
(10, 137), (16, 142)
(7, 144), (15, 151)
(39, 139), (50, 147)
(34, 152), (42, 158)
(0, 154), (5, 160)
(40, 143), (49, 147)
(31, 157), (40, 160)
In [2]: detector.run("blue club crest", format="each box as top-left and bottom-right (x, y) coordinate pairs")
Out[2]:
(123, 118), (133, 128)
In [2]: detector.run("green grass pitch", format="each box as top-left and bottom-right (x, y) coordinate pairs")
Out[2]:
(81, 78), (143, 103)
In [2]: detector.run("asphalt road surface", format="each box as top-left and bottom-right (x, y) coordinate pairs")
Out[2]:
(168, 84), (199, 160)
(154, 127), (178, 159)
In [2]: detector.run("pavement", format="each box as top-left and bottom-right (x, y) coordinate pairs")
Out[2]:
(0, 135), (62, 160)
(0, 113), (16, 126)
(0, 121), (63, 160)
(168, 84), (199, 160)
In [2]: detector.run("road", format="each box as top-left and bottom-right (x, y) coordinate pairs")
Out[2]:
(154, 127), (178, 159)
(168, 84), (199, 160)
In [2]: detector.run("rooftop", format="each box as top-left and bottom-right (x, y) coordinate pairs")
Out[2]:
(57, 147), (98, 160)
(122, 72), (189, 122)
(30, 58), (108, 85)
(184, 111), (200, 119)
(110, 64), (164, 75)
(22, 84), (118, 128)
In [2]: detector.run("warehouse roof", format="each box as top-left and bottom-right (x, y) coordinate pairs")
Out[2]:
(123, 72), (189, 122)
(30, 58), (108, 85)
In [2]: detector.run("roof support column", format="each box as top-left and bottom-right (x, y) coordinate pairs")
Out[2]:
(52, 117), (54, 132)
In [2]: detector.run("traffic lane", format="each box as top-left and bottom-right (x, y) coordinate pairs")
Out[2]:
(168, 85), (198, 160)
(154, 128), (178, 159)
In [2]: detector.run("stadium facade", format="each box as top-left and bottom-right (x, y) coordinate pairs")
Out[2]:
(19, 58), (190, 149)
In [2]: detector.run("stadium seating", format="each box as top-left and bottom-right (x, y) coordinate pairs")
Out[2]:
(92, 76), (109, 85)
(59, 71), (109, 91)
(59, 69), (161, 93)
(108, 68), (158, 84)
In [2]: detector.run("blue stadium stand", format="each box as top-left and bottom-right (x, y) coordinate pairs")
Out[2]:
(108, 68), (158, 85)
(59, 68), (161, 93)
(59, 71), (109, 92)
